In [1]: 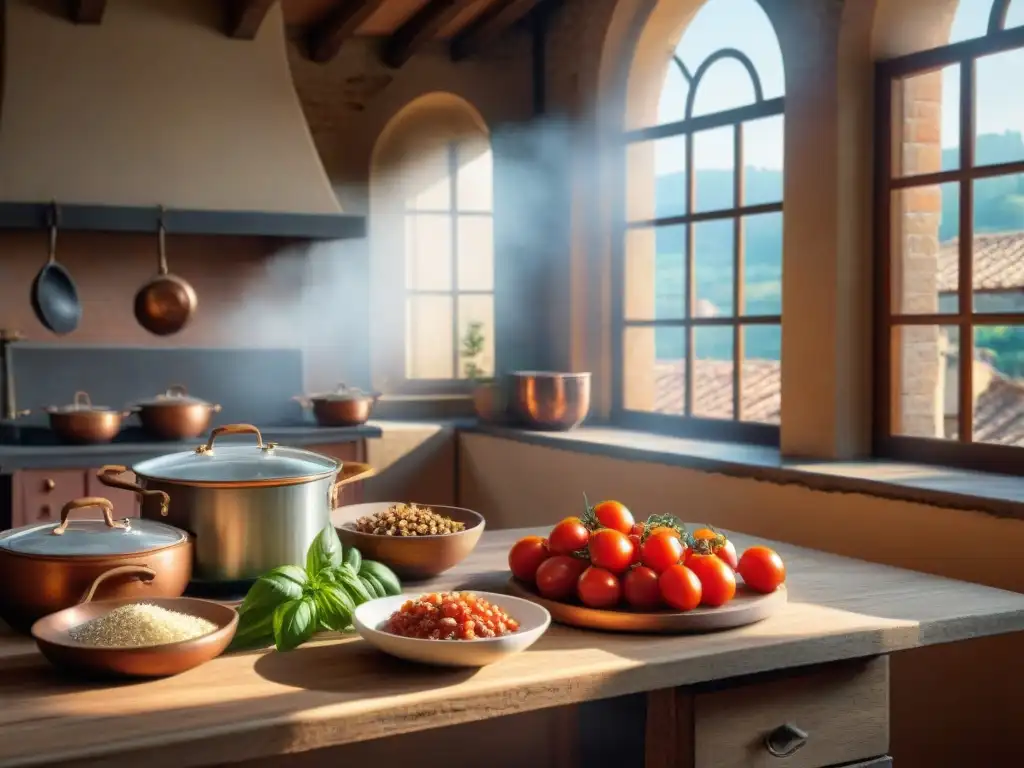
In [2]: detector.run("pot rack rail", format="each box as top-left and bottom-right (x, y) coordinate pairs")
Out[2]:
(0, 203), (365, 241)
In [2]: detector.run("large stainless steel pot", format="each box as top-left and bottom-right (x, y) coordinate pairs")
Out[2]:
(96, 424), (376, 583)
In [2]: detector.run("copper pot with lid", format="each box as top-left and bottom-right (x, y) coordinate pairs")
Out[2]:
(294, 383), (380, 427)
(0, 494), (192, 633)
(45, 391), (131, 444)
(131, 384), (222, 440)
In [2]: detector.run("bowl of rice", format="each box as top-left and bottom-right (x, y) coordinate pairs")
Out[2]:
(31, 574), (238, 678)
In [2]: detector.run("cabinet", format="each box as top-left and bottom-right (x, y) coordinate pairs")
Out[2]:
(11, 468), (140, 528)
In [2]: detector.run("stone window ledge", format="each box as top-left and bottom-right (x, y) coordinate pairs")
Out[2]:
(466, 423), (1024, 519)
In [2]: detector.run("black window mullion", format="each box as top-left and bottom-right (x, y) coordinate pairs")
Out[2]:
(449, 141), (460, 380)
(684, 131), (696, 417)
(733, 122), (745, 422)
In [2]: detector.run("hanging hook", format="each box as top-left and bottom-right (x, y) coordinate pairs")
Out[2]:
(47, 201), (60, 265)
(157, 205), (168, 276)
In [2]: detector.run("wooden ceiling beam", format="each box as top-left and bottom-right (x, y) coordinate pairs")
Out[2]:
(381, 0), (472, 70)
(68, 0), (106, 24)
(450, 0), (540, 61)
(225, 0), (276, 40)
(306, 0), (389, 64)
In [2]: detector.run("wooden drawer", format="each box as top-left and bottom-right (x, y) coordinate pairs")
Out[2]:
(86, 468), (140, 520)
(13, 469), (88, 528)
(691, 657), (889, 768)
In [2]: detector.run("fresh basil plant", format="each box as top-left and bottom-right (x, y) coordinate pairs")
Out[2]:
(230, 523), (402, 652)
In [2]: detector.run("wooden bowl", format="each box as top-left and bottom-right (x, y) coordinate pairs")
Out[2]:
(332, 502), (485, 581)
(30, 597), (238, 678)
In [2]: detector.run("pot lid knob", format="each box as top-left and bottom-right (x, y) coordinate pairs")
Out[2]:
(195, 423), (265, 455)
(52, 497), (129, 535)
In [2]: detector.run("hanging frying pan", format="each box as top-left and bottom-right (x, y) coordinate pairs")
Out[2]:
(30, 203), (81, 336)
(134, 209), (197, 336)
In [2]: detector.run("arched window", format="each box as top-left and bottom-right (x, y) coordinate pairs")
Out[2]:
(877, 0), (1024, 472)
(617, 0), (785, 443)
(370, 94), (495, 391)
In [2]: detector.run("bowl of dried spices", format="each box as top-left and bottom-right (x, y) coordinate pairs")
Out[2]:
(332, 502), (485, 581)
(30, 566), (238, 678)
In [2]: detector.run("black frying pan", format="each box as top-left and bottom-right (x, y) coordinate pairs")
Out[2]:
(30, 203), (81, 336)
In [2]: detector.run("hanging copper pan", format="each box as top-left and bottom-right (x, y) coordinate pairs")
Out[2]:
(134, 210), (197, 336)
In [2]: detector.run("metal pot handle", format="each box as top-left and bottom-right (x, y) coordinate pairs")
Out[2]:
(73, 391), (92, 408)
(330, 462), (377, 508)
(52, 497), (128, 535)
(195, 423), (269, 455)
(79, 565), (157, 605)
(292, 395), (312, 409)
(165, 384), (188, 398)
(95, 466), (171, 516)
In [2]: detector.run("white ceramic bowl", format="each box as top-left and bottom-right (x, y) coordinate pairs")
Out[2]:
(353, 591), (551, 668)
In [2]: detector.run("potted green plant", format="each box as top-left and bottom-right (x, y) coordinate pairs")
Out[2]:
(460, 321), (502, 422)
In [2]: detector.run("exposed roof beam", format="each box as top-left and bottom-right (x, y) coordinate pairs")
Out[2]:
(68, 0), (106, 24)
(450, 0), (540, 61)
(307, 0), (389, 63)
(225, 0), (276, 40)
(381, 0), (472, 69)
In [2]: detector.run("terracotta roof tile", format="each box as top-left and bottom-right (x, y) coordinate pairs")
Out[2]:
(958, 373), (1024, 446)
(938, 233), (1024, 293)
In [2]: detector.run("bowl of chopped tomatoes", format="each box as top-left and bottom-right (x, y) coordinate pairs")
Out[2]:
(353, 590), (550, 667)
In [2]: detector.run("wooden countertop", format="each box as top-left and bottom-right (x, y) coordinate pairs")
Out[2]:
(1, 527), (1023, 768)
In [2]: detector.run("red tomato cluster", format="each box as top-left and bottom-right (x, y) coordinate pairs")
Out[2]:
(506, 500), (787, 613)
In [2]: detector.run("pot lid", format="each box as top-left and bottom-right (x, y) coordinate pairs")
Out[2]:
(307, 383), (377, 402)
(132, 424), (339, 485)
(134, 384), (211, 407)
(46, 391), (118, 414)
(0, 501), (187, 557)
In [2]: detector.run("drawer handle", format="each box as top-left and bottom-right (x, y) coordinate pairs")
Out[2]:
(43, 479), (56, 492)
(765, 723), (808, 757)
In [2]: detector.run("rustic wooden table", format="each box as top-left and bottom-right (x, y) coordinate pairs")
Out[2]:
(1, 527), (1022, 768)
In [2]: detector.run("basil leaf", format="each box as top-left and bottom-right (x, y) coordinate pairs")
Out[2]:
(228, 608), (275, 652)
(343, 545), (362, 573)
(272, 597), (318, 652)
(306, 524), (344, 578)
(238, 565), (307, 618)
(314, 583), (356, 632)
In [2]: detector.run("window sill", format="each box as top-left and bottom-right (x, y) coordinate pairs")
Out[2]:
(466, 423), (1024, 520)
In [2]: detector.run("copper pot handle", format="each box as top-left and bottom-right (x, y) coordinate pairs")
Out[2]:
(196, 423), (266, 454)
(95, 466), (171, 516)
(73, 391), (92, 408)
(292, 395), (312, 409)
(52, 497), (128, 535)
(79, 565), (157, 605)
(330, 462), (376, 508)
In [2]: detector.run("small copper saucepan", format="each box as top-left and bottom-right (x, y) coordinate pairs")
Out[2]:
(0, 495), (190, 633)
(294, 383), (380, 427)
(134, 213), (197, 337)
(131, 384), (222, 440)
(45, 391), (132, 444)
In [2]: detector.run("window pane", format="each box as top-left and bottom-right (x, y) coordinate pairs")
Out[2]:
(742, 212), (781, 316)
(456, 215), (494, 291)
(406, 295), (454, 380)
(891, 183), (959, 314)
(893, 65), (959, 177)
(891, 324), (958, 439)
(404, 147), (451, 210)
(741, 325), (781, 424)
(457, 295), (495, 379)
(693, 326), (734, 420)
(623, 326), (685, 414)
(626, 135), (688, 221)
(694, 219), (734, 317)
(625, 225), (685, 320)
(693, 127), (734, 213)
(405, 214), (452, 291)
(742, 115), (784, 206)
(973, 325), (1024, 445)
(976, 50), (1024, 167)
(973, 174), (1024, 311)
(456, 142), (493, 212)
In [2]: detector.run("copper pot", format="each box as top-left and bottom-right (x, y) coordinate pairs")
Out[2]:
(132, 384), (222, 440)
(0, 495), (192, 633)
(134, 219), (197, 337)
(294, 383), (379, 427)
(45, 391), (131, 444)
(508, 371), (591, 431)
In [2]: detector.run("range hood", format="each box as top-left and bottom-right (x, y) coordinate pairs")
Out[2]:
(0, 0), (360, 239)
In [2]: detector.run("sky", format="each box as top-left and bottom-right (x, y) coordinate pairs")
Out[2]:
(655, 0), (1024, 173)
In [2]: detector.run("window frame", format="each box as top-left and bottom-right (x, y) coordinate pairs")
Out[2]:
(874, 1), (1024, 475)
(612, 48), (785, 447)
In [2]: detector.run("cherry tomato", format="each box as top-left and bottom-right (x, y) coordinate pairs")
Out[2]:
(508, 536), (550, 582)
(577, 566), (622, 609)
(640, 531), (685, 574)
(692, 527), (718, 540)
(648, 526), (682, 539)
(689, 528), (738, 570)
(716, 539), (739, 570)
(687, 554), (737, 607)
(659, 564), (702, 611)
(623, 566), (662, 610)
(630, 522), (646, 537)
(535, 555), (587, 601)
(592, 500), (635, 534)
(548, 517), (590, 555)
(629, 534), (642, 564)
(588, 528), (634, 573)
(738, 546), (786, 593)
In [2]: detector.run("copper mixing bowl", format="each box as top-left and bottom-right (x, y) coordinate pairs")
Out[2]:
(508, 371), (591, 431)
